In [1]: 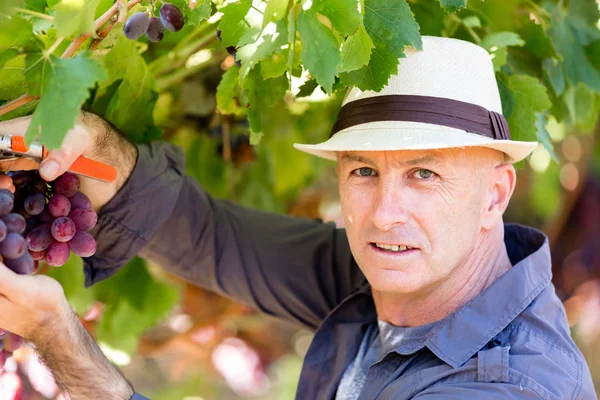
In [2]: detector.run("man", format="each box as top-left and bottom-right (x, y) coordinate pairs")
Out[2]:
(0, 36), (595, 399)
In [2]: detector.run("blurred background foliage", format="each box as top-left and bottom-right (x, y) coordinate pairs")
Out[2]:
(1, 0), (600, 398)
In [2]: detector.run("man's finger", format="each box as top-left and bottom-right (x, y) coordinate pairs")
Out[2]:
(39, 125), (92, 181)
(0, 115), (31, 137)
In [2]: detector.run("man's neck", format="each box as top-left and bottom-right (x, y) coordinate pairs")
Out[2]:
(373, 226), (512, 327)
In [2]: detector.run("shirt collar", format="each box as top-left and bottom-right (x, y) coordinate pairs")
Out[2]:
(370, 223), (551, 368)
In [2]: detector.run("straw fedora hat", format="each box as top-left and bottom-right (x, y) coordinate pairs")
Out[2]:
(294, 36), (539, 163)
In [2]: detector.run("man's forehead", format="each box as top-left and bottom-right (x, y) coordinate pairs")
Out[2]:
(338, 151), (443, 167)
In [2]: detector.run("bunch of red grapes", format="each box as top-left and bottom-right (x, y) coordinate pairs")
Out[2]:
(123, 3), (184, 43)
(0, 171), (98, 367)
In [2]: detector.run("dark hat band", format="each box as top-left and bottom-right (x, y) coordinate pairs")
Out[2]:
(331, 94), (510, 141)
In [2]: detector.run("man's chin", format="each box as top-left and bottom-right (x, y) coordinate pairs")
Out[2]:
(363, 268), (427, 295)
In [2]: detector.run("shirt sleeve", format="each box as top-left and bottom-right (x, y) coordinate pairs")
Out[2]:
(83, 141), (365, 330)
(411, 382), (544, 399)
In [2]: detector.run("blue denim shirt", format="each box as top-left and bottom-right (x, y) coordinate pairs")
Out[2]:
(86, 143), (596, 399)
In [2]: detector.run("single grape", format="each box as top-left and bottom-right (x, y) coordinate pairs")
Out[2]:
(68, 231), (97, 258)
(0, 233), (26, 260)
(24, 192), (45, 215)
(0, 190), (14, 217)
(2, 213), (26, 234)
(48, 194), (71, 218)
(0, 220), (7, 242)
(31, 176), (48, 193)
(123, 12), (150, 40)
(69, 209), (98, 232)
(51, 217), (76, 242)
(26, 224), (53, 252)
(5, 252), (35, 275)
(37, 210), (55, 224)
(146, 17), (164, 42)
(159, 3), (184, 32)
(54, 173), (80, 197)
(29, 249), (46, 261)
(6, 171), (30, 186)
(46, 241), (70, 267)
(3, 333), (22, 353)
(70, 192), (92, 211)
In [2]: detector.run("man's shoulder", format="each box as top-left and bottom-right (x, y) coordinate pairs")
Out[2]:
(499, 285), (595, 400)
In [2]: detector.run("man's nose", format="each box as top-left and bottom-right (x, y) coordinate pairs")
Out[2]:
(371, 181), (410, 232)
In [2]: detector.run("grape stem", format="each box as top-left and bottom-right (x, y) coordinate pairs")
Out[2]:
(0, 95), (40, 117)
(0, 0), (143, 118)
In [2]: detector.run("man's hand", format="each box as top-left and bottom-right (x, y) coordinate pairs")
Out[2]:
(0, 261), (69, 342)
(0, 263), (135, 399)
(0, 112), (138, 212)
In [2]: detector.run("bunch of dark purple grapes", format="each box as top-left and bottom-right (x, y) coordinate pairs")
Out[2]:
(0, 171), (98, 368)
(123, 3), (184, 43)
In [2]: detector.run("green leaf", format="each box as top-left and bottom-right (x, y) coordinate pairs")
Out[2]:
(0, 49), (19, 68)
(92, 258), (180, 354)
(216, 67), (247, 115)
(550, 7), (600, 92)
(170, 0), (212, 26)
(437, 0), (466, 13)
(342, 0), (421, 91)
(99, 34), (158, 142)
(25, 0), (48, 13)
(542, 58), (565, 96)
(563, 82), (600, 133)
(261, 50), (288, 78)
(338, 24), (374, 73)
(188, 0), (212, 25)
(217, 0), (254, 48)
(0, 15), (35, 49)
(263, 0), (288, 26)
(46, 254), (95, 315)
(53, 0), (101, 38)
(237, 19), (288, 81)
(296, 78), (318, 97)
(0, 0), (23, 17)
(24, 52), (107, 148)
(497, 77), (515, 119)
(535, 112), (558, 163)
(313, 0), (361, 35)
(506, 74), (551, 142)
(296, 9), (341, 93)
(241, 66), (287, 141)
(481, 32), (525, 51)
(568, 0), (600, 26)
(586, 39), (600, 70)
(519, 19), (559, 60)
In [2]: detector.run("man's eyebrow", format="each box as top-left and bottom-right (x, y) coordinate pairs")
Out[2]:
(395, 155), (440, 167)
(340, 154), (375, 165)
(339, 153), (441, 167)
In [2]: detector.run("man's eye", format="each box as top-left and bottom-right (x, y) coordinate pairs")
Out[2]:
(353, 167), (376, 177)
(415, 169), (435, 179)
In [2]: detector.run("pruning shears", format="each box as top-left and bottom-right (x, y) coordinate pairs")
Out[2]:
(0, 134), (117, 183)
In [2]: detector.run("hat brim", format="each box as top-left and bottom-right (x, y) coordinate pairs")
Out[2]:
(294, 121), (538, 163)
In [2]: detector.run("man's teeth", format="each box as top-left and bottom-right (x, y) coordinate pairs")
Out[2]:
(375, 243), (412, 252)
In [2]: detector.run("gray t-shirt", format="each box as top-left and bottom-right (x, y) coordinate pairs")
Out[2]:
(335, 319), (441, 400)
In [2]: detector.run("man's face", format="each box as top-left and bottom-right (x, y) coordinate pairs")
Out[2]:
(337, 147), (502, 297)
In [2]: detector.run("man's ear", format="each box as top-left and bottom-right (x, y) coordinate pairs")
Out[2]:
(481, 163), (516, 230)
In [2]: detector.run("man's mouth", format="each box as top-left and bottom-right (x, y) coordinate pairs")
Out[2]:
(372, 243), (415, 253)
